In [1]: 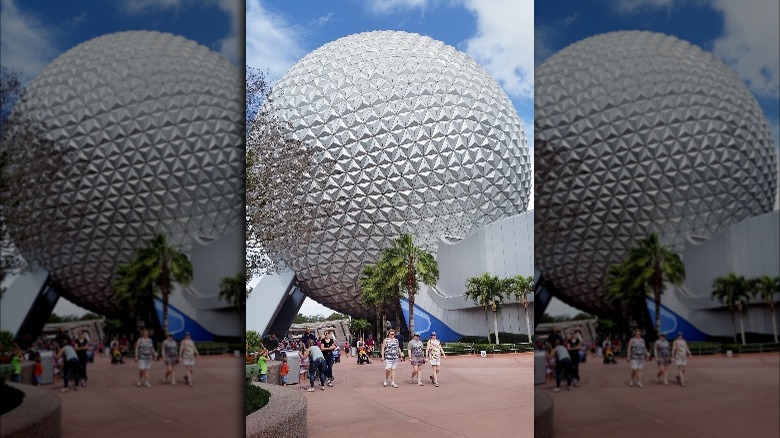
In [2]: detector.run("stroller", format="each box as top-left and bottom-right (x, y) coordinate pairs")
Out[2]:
(603, 347), (616, 365)
(111, 347), (125, 364)
(357, 347), (371, 365)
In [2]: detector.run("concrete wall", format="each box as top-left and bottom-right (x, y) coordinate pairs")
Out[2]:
(0, 382), (61, 438)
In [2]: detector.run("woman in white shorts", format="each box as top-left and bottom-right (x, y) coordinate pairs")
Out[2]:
(135, 328), (157, 387)
(178, 332), (200, 387)
(381, 329), (400, 388)
(671, 332), (692, 387)
(426, 332), (446, 387)
(626, 329), (649, 387)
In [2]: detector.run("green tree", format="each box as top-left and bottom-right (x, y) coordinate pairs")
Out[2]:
(360, 258), (400, 339)
(511, 275), (534, 341)
(350, 318), (372, 341)
(712, 273), (751, 345)
(465, 273), (511, 345)
(113, 260), (156, 335)
(124, 234), (193, 336)
(749, 274), (779, 343)
(382, 233), (438, 336)
(623, 234), (685, 335)
(606, 260), (652, 333)
(219, 272), (247, 312)
(246, 330), (262, 353)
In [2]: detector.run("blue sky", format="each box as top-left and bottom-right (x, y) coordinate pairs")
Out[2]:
(536, 0), (780, 152)
(0, 0), (241, 81)
(247, 0), (534, 150)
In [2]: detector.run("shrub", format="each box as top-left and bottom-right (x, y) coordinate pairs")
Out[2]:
(245, 383), (271, 416)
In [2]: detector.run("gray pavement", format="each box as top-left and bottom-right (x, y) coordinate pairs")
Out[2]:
(303, 352), (534, 438)
(541, 352), (780, 438)
(55, 354), (244, 437)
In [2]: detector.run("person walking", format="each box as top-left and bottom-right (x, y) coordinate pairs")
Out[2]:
(321, 332), (336, 387)
(407, 332), (426, 386)
(425, 332), (446, 387)
(307, 341), (327, 391)
(550, 337), (572, 392)
(653, 332), (671, 385)
(381, 329), (401, 388)
(566, 330), (582, 386)
(671, 332), (692, 387)
(627, 329), (650, 388)
(298, 343), (310, 390)
(134, 328), (158, 387)
(179, 332), (200, 387)
(161, 333), (179, 385)
(75, 331), (90, 387)
(61, 341), (81, 392)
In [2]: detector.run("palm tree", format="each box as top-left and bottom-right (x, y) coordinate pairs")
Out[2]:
(606, 260), (651, 333)
(113, 261), (156, 335)
(382, 233), (438, 336)
(220, 272), (248, 312)
(132, 234), (193, 336)
(465, 273), (511, 345)
(623, 234), (685, 335)
(360, 262), (393, 338)
(748, 275), (779, 343)
(511, 275), (534, 342)
(712, 273), (750, 345)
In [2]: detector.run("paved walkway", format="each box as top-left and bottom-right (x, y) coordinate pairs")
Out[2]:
(302, 352), (534, 438)
(56, 354), (243, 437)
(542, 352), (780, 438)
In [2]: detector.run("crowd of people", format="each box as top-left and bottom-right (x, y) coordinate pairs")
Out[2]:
(542, 327), (694, 392)
(8, 327), (201, 391)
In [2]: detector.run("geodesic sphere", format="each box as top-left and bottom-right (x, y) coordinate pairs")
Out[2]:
(534, 31), (777, 313)
(12, 31), (243, 315)
(266, 31), (531, 318)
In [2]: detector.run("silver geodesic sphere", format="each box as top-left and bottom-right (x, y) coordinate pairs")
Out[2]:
(12, 31), (243, 314)
(535, 31), (778, 313)
(267, 31), (531, 318)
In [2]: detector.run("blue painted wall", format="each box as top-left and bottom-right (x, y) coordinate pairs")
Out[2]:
(646, 298), (708, 341)
(399, 298), (463, 342)
(153, 298), (216, 341)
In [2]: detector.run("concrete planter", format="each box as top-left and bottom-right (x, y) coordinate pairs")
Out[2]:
(246, 382), (307, 438)
(0, 382), (61, 438)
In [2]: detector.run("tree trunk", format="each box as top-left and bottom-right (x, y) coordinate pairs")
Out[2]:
(524, 303), (532, 342)
(771, 303), (778, 344)
(730, 311), (737, 344)
(408, 292), (415, 336)
(162, 257), (170, 336)
(654, 290), (661, 335)
(493, 309), (500, 345)
(484, 308), (491, 343)
(739, 306), (746, 345)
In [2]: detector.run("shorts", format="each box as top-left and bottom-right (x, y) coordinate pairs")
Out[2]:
(657, 357), (671, 366)
(164, 356), (178, 366)
(259, 374), (268, 383)
(281, 375), (288, 384)
(384, 359), (399, 370)
(630, 359), (644, 370)
(183, 358), (195, 366)
(138, 359), (152, 370)
(411, 357), (425, 366)
(430, 359), (441, 366)
(676, 358), (687, 366)
(299, 368), (308, 375)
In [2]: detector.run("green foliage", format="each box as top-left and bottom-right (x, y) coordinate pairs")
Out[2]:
(325, 312), (347, 321)
(0, 331), (14, 354)
(0, 380), (24, 415)
(246, 330), (262, 353)
(349, 318), (372, 337)
(245, 383), (271, 416)
(219, 272), (247, 311)
(48, 313), (80, 323)
(712, 273), (751, 344)
(80, 312), (102, 320)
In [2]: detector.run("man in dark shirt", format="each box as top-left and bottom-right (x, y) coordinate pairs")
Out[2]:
(302, 328), (317, 349)
(320, 332), (336, 387)
(395, 331), (405, 361)
(264, 334), (280, 361)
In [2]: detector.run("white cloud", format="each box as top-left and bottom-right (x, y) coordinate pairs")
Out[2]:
(612, 0), (674, 15)
(117, 0), (182, 14)
(245, 0), (306, 81)
(462, 0), (534, 100)
(365, 0), (431, 14)
(0, 0), (58, 78)
(214, 0), (242, 65)
(710, 0), (779, 98)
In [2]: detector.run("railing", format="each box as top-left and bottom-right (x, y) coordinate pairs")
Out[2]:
(441, 342), (533, 355)
(719, 343), (780, 355)
(195, 341), (229, 356)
